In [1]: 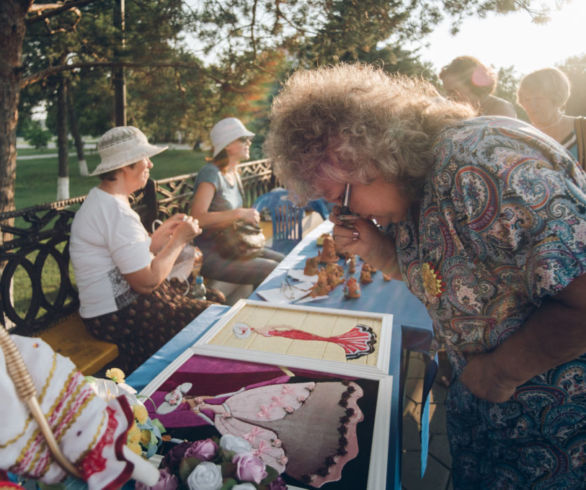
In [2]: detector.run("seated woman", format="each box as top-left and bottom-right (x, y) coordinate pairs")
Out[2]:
(440, 55), (517, 117)
(70, 126), (219, 374)
(190, 117), (284, 289)
(517, 67), (585, 169)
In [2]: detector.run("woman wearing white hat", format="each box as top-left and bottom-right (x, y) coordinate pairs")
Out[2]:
(70, 126), (217, 374)
(190, 117), (284, 288)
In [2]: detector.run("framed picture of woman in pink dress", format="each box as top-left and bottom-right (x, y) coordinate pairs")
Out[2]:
(193, 299), (393, 375)
(140, 347), (393, 490)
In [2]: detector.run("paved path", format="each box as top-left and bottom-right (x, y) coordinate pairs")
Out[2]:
(402, 351), (453, 489)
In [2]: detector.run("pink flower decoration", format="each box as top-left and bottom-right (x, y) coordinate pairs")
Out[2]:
(471, 65), (494, 87)
(257, 405), (272, 418)
(254, 440), (270, 456)
(243, 426), (263, 444)
(233, 453), (268, 484)
(184, 438), (218, 461)
(280, 385), (294, 395)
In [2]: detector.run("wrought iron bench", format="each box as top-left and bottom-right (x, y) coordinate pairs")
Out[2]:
(0, 159), (276, 374)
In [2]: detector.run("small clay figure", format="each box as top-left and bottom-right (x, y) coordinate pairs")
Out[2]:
(344, 277), (361, 299)
(304, 256), (320, 276)
(362, 262), (377, 274)
(319, 235), (339, 263)
(360, 266), (373, 284)
(325, 263), (344, 288)
(316, 232), (331, 247)
(311, 268), (331, 296)
(348, 255), (356, 274)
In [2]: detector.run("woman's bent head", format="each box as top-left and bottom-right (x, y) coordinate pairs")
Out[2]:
(265, 63), (474, 204)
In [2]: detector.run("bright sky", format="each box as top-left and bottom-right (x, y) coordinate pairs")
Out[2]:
(413, 0), (585, 77)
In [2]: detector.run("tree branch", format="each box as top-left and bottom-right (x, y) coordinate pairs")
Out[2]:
(20, 60), (224, 88)
(26, 0), (97, 24)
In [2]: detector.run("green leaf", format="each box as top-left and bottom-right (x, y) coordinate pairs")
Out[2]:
(220, 478), (238, 490)
(178, 456), (203, 481)
(261, 464), (280, 484)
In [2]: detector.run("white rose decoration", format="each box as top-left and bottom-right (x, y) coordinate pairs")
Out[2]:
(186, 462), (223, 490)
(232, 484), (256, 490)
(219, 434), (252, 454)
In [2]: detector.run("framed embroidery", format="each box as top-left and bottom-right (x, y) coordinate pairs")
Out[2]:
(192, 299), (393, 375)
(140, 346), (393, 490)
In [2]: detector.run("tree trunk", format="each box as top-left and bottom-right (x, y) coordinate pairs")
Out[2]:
(113, 0), (126, 126)
(56, 75), (69, 201)
(66, 79), (88, 176)
(0, 0), (33, 241)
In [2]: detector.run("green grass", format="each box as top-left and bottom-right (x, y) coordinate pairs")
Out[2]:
(15, 149), (208, 209)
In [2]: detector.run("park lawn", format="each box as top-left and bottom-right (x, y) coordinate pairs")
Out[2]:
(14, 149), (207, 209)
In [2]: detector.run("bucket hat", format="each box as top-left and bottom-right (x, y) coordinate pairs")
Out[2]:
(90, 126), (167, 176)
(210, 117), (255, 157)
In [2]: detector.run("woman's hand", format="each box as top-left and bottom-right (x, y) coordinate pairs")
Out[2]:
(330, 207), (400, 277)
(237, 207), (260, 225)
(150, 213), (191, 254)
(459, 353), (518, 403)
(171, 216), (202, 244)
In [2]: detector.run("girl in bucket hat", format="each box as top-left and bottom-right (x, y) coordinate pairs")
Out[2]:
(70, 126), (222, 374)
(190, 118), (284, 288)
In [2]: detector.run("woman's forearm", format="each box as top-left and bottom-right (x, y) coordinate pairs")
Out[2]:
(124, 236), (186, 294)
(190, 208), (241, 229)
(461, 274), (586, 402)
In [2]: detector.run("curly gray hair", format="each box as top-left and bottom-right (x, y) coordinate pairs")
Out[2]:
(264, 63), (475, 203)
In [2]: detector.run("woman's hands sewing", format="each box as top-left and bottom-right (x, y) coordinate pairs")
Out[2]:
(150, 213), (202, 254)
(330, 206), (400, 278)
(127, 214), (202, 294)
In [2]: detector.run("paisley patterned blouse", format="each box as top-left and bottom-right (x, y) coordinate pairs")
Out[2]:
(393, 116), (586, 373)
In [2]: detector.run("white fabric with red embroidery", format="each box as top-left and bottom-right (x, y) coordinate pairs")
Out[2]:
(0, 335), (134, 489)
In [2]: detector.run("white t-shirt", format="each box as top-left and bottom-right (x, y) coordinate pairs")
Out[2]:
(70, 187), (153, 318)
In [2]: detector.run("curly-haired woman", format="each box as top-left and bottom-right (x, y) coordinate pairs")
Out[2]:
(265, 63), (586, 489)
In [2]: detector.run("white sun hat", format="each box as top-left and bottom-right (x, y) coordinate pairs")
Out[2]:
(210, 117), (255, 157)
(90, 126), (167, 176)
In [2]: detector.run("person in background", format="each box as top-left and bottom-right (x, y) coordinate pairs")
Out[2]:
(189, 117), (284, 289)
(70, 126), (218, 374)
(517, 66), (586, 169)
(265, 63), (586, 489)
(440, 55), (517, 117)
